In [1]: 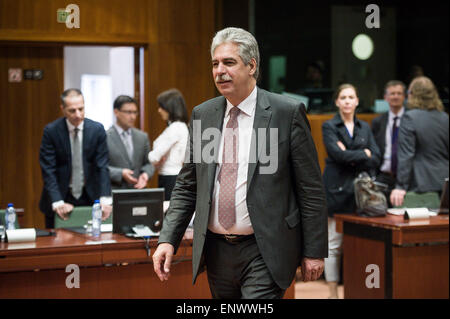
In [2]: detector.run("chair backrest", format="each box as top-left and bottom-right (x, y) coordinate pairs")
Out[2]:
(0, 209), (20, 229)
(401, 191), (441, 209)
(54, 206), (113, 228)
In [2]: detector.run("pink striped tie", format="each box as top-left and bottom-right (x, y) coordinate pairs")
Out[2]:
(218, 107), (240, 230)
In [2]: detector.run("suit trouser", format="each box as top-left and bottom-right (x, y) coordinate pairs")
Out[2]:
(45, 188), (92, 228)
(204, 230), (285, 299)
(158, 175), (177, 201)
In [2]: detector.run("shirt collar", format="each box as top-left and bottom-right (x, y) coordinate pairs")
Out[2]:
(331, 113), (362, 127)
(389, 106), (405, 120)
(225, 85), (257, 118)
(114, 123), (131, 136)
(66, 119), (84, 132)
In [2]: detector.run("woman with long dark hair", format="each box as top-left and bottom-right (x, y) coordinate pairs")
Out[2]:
(148, 89), (189, 200)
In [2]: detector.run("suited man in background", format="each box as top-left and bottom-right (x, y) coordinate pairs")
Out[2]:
(371, 80), (406, 206)
(107, 95), (154, 189)
(152, 27), (328, 299)
(39, 89), (111, 228)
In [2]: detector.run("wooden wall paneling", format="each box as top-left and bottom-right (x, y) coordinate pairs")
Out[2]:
(1, 0), (220, 225)
(0, 45), (63, 228)
(0, 0), (149, 44)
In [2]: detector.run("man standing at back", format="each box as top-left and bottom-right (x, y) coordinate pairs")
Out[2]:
(152, 27), (328, 299)
(107, 95), (154, 189)
(371, 81), (407, 206)
(39, 89), (111, 228)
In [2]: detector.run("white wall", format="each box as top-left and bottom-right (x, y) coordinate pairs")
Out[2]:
(64, 46), (134, 130)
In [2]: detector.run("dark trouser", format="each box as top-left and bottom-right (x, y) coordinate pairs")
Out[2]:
(204, 230), (285, 299)
(45, 188), (92, 229)
(376, 172), (397, 208)
(158, 175), (177, 201)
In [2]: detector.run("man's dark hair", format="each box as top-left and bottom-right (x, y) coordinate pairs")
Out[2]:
(384, 80), (406, 95)
(61, 88), (83, 107)
(113, 95), (138, 110)
(157, 89), (189, 124)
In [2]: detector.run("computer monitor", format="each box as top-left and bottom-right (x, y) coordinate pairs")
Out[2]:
(112, 188), (165, 234)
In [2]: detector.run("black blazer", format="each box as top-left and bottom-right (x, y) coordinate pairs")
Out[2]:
(371, 112), (389, 165)
(39, 117), (111, 216)
(322, 114), (381, 217)
(158, 88), (328, 290)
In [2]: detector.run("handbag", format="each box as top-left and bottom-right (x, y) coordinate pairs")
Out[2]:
(353, 172), (388, 217)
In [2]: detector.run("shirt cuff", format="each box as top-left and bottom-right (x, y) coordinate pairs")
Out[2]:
(52, 200), (65, 211)
(100, 196), (112, 206)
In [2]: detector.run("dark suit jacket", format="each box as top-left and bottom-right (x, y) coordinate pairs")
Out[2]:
(106, 126), (155, 189)
(158, 88), (328, 290)
(322, 114), (381, 216)
(39, 117), (111, 217)
(371, 112), (389, 166)
(396, 109), (449, 192)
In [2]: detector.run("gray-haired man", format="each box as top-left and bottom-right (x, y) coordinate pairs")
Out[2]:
(152, 27), (328, 299)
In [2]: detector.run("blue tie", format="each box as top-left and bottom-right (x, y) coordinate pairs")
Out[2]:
(391, 116), (399, 175)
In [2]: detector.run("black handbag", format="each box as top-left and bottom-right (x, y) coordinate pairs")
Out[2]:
(353, 172), (388, 217)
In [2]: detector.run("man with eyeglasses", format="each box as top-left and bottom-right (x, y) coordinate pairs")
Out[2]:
(107, 95), (155, 189)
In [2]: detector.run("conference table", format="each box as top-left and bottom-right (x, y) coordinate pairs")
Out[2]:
(334, 213), (449, 299)
(0, 227), (295, 299)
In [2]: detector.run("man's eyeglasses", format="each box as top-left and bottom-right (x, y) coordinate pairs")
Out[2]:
(120, 110), (138, 115)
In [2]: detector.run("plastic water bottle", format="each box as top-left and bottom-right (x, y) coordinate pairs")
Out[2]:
(5, 203), (16, 230)
(91, 200), (102, 238)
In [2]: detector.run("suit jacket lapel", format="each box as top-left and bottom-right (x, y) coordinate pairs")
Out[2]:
(337, 122), (353, 147)
(247, 88), (272, 192)
(131, 128), (139, 167)
(82, 120), (91, 170)
(379, 112), (388, 154)
(112, 126), (133, 167)
(59, 118), (71, 164)
(206, 98), (227, 200)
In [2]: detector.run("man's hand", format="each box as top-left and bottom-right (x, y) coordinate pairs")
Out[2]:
(122, 168), (138, 185)
(336, 141), (346, 151)
(101, 204), (112, 221)
(54, 203), (74, 220)
(152, 243), (175, 281)
(301, 257), (324, 282)
(390, 188), (407, 207)
(364, 148), (372, 158)
(134, 172), (149, 189)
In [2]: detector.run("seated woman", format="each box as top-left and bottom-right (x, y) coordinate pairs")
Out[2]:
(322, 84), (381, 298)
(148, 89), (189, 200)
(390, 76), (449, 207)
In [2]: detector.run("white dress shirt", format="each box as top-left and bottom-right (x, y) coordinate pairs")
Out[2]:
(208, 86), (257, 235)
(149, 121), (189, 176)
(380, 107), (405, 173)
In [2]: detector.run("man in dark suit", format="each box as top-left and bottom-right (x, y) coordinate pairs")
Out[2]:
(371, 80), (406, 206)
(152, 27), (328, 298)
(39, 89), (111, 228)
(107, 95), (154, 189)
